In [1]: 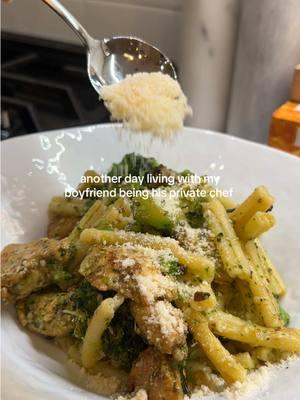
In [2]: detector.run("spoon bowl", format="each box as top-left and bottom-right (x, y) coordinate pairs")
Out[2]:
(101, 37), (177, 85)
(42, 0), (177, 95)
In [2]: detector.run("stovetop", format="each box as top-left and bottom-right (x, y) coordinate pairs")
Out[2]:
(1, 32), (110, 140)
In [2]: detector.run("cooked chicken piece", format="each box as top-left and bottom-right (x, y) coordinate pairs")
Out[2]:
(79, 245), (119, 291)
(129, 348), (183, 400)
(16, 292), (76, 336)
(79, 245), (175, 304)
(131, 301), (187, 356)
(80, 246), (187, 356)
(47, 215), (79, 239)
(1, 238), (72, 303)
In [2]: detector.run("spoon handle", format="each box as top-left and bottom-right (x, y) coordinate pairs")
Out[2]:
(41, 0), (97, 49)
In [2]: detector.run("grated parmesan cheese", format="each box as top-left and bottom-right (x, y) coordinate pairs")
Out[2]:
(186, 357), (299, 400)
(175, 224), (216, 262)
(147, 300), (187, 338)
(187, 366), (271, 400)
(134, 273), (174, 303)
(152, 192), (182, 222)
(100, 72), (192, 139)
(121, 258), (136, 268)
(116, 389), (148, 400)
(113, 243), (176, 304)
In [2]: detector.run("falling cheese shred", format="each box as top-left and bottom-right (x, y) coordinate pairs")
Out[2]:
(100, 72), (192, 139)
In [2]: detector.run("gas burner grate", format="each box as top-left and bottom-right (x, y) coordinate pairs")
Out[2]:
(1, 33), (110, 139)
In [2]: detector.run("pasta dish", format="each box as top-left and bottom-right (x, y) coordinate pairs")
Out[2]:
(1, 153), (300, 400)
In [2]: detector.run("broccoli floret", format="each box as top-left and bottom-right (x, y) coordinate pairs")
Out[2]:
(52, 268), (73, 285)
(134, 196), (176, 233)
(180, 195), (204, 228)
(145, 164), (178, 188)
(108, 153), (159, 181)
(108, 153), (191, 187)
(68, 281), (102, 340)
(71, 281), (101, 315)
(72, 310), (89, 340)
(180, 169), (193, 177)
(102, 301), (146, 370)
(46, 261), (76, 289)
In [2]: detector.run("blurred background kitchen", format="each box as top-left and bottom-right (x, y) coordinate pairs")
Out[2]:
(1, 0), (300, 154)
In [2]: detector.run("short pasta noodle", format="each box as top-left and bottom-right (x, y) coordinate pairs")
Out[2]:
(1, 153), (299, 400)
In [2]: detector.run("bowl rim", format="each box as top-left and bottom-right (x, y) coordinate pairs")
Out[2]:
(1, 123), (299, 164)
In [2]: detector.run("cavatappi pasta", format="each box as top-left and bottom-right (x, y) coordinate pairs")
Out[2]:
(1, 153), (299, 400)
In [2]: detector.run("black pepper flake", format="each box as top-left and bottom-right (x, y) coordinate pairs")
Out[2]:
(194, 292), (210, 302)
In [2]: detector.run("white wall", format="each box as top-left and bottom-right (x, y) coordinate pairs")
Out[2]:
(227, 0), (300, 143)
(179, 0), (239, 132)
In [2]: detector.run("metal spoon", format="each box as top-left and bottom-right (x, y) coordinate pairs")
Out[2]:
(41, 0), (177, 94)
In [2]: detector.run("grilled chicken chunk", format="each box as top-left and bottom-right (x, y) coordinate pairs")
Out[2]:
(129, 348), (183, 400)
(131, 301), (187, 355)
(80, 245), (187, 356)
(1, 238), (72, 303)
(16, 292), (76, 337)
(79, 245), (175, 304)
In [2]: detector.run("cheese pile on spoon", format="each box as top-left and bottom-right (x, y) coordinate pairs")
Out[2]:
(100, 72), (192, 139)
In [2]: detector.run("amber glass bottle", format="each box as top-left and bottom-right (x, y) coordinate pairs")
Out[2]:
(268, 65), (300, 156)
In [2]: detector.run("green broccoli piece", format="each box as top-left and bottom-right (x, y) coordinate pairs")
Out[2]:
(71, 281), (101, 315)
(72, 311), (89, 340)
(102, 301), (146, 370)
(134, 192), (185, 233)
(145, 164), (178, 188)
(134, 196), (174, 232)
(51, 268), (73, 285)
(46, 261), (75, 289)
(179, 169), (193, 178)
(67, 281), (102, 340)
(180, 195), (205, 228)
(108, 153), (159, 181)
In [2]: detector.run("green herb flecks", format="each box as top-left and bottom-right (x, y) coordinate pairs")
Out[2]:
(159, 253), (184, 277)
(102, 301), (146, 370)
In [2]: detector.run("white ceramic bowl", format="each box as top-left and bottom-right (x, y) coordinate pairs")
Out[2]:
(1, 124), (300, 400)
